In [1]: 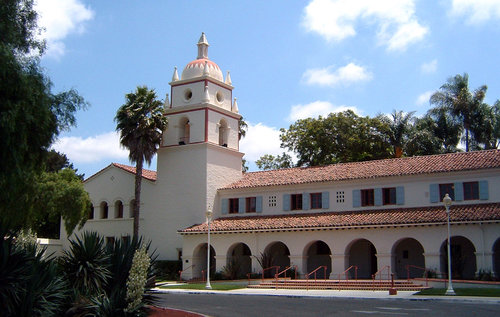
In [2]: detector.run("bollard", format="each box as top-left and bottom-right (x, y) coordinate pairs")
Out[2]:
(389, 273), (397, 295)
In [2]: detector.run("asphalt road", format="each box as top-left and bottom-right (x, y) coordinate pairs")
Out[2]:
(156, 293), (500, 317)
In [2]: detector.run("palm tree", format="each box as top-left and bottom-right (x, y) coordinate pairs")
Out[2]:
(115, 86), (167, 237)
(379, 110), (415, 158)
(430, 73), (487, 152)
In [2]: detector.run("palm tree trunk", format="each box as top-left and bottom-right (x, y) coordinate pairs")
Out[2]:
(465, 121), (470, 152)
(133, 157), (143, 238)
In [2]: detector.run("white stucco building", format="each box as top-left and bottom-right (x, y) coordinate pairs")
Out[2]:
(61, 33), (500, 281)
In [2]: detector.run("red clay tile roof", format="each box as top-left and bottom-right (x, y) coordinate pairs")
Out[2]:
(179, 203), (500, 234)
(84, 163), (157, 182)
(221, 150), (500, 189)
(112, 163), (157, 181)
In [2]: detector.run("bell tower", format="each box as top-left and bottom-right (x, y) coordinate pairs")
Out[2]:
(147, 33), (244, 260)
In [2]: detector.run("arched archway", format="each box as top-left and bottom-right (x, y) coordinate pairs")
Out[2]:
(440, 236), (477, 279)
(100, 201), (108, 219)
(263, 241), (290, 274)
(218, 119), (228, 146)
(114, 200), (123, 218)
(179, 117), (190, 145)
(305, 240), (331, 279)
(192, 243), (216, 279)
(492, 238), (500, 278)
(227, 243), (252, 279)
(347, 239), (377, 279)
(392, 238), (425, 278)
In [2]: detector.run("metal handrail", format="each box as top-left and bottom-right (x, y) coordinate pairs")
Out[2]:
(178, 264), (195, 282)
(405, 265), (445, 287)
(306, 265), (327, 291)
(274, 265), (298, 289)
(338, 265), (358, 281)
(372, 265), (391, 282)
(261, 265), (280, 281)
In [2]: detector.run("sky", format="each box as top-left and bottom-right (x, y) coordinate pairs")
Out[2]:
(35, 0), (500, 178)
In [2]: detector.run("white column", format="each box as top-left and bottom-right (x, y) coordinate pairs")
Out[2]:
(289, 255), (306, 278)
(375, 253), (394, 276)
(331, 253), (347, 279)
(475, 251), (493, 276)
(214, 255), (227, 272)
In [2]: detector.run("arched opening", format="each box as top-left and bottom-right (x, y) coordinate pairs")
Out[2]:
(88, 205), (94, 220)
(192, 243), (216, 279)
(347, 239), (377, 279)
(392, 238), (425, 279)
(218, 119), (228, 147)
(305, 240), (331, 279)
(129, 199), (135, 218)
(262, 241), (290, 276)
(440, 236), (477, 279)
(179, 117), (190, 145)
(100, 201), (108, 219)
(114, 200), (123, 218)
(226, 243), (252, 279)
(493, 238), (500, 278)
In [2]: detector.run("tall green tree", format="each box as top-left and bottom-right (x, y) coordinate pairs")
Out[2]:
(469, 100), (500, 150)
(378, 110), (415, 157)
(430, 73), (487, 152)
(0, 0), (88, 229)
(115, 86), (167, 238)
(280, 110), (391, 166)
(256, 153), (293, 170)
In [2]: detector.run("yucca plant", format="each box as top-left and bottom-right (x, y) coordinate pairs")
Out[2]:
(0, 223), (69, 316)
(60, 231), (110, 298)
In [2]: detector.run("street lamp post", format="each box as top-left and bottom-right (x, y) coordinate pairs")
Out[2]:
(443, 193), (455, 295)
(205, 208), (213, 290)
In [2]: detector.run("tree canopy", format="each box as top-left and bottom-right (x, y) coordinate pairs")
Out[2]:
(0, 0), (89, 233)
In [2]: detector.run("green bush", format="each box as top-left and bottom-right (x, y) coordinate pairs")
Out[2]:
(154, 260), (182, 280)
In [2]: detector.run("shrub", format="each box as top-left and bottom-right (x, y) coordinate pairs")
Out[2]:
(154, 260), (182, 280)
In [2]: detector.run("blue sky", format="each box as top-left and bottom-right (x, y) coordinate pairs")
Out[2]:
(36, 0), (500, 178)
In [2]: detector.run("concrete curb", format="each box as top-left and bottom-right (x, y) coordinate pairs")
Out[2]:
(153, 287), (500, 304)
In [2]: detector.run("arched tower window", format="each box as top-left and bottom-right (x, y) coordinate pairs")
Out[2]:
(179, 117), (190, 145)
(218, 119), (228, 147)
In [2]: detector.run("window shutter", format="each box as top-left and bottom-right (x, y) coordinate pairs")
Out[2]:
(430, 184), (439, 203)
(454, 182), (463, 201)
(238, 198), (245, 214)
(374, 188), (382, 206)
(256, 196), (263, 213)
(479, 180), (489, 200)
(396, 186), (405, 205)
(353, 189), (361, 207)
(303, 193), (309, 210)
(221, 199), (228, 215)
(283, 194), (291, 211)
(322, 191), (330, 209)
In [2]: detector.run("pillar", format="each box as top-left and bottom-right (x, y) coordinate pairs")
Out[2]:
(289, 255), (306, 278)
(375, 253), (394, 276)
(330, 253), (347, 279)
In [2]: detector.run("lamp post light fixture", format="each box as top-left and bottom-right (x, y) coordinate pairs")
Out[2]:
(205, 208), (213, 290)
(443, 193), (455, 295)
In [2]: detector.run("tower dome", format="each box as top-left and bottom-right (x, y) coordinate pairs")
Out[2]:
(181, 33), (223, 81)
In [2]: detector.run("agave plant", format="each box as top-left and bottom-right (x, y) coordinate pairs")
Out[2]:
(0, 223), (69, 316)
(60, 231), (110, 298)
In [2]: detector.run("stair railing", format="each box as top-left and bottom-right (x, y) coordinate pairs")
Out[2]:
(305, 265), (327, 290)
(261, 265), (280, 281)
(338, 265), (358, 281)
(178, 264), (195, 282)
(274, 265), (298, 289)
(372, 265), (391, 288)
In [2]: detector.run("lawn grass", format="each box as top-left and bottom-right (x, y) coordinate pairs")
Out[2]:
(159, 282), (247, 291)
(415, 288), (500, 297)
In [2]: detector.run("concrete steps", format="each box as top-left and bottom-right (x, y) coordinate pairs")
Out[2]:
(248, 279), (428, 291)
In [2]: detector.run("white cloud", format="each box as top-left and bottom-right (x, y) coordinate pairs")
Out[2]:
(52, 131), (128, 163)
(287, 101), (360, 122)
(416, 91), (433, 106)
(240, 123), (283, 161)
(449, 0), (500, 24)
(34, 0), (94, 58)
(420, 59), (437, 73)
(303, 63), (373, 87)
(302, 0), (428, 51)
